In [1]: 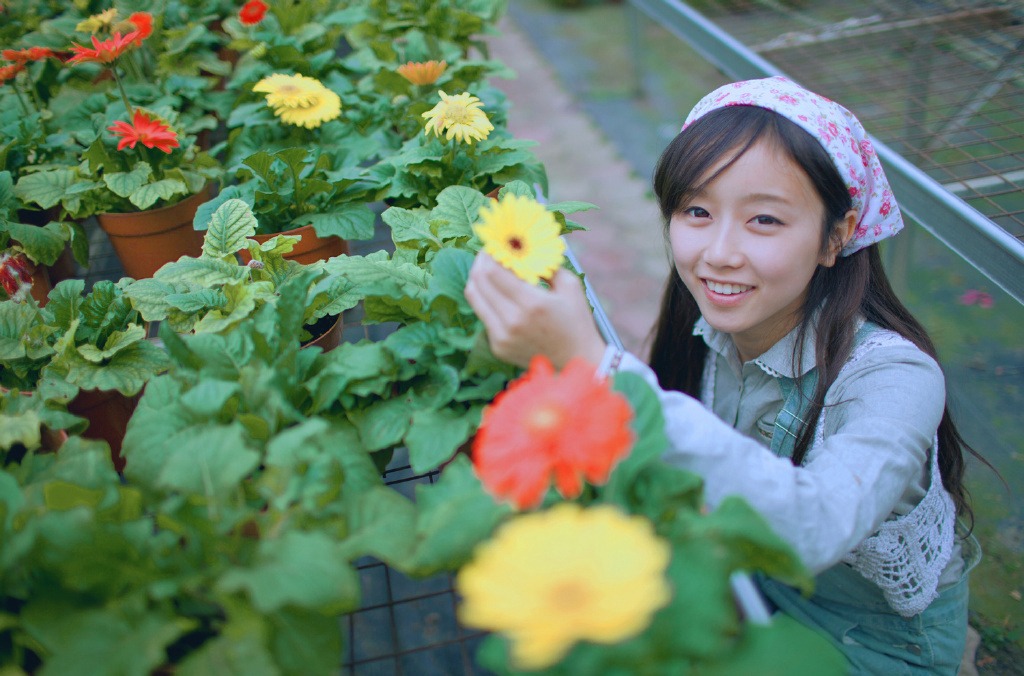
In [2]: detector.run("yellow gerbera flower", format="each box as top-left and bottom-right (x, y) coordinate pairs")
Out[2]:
(474, 193), (565, 285)
(397, 59), (447, 85)
(421, 91), (493, 144)
(252, 73), (342, 129)
(457, 503), (672, 670)
(76, 7), (119, 34)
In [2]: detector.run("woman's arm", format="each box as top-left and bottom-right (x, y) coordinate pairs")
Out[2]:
(610, 343), (944, 574)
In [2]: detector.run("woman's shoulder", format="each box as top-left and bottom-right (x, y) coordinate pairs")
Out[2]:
(826, 322), (944, 403)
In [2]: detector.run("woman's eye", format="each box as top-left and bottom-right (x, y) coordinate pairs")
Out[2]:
(752, 215), (781, 226)
(683, 206), (710, 218)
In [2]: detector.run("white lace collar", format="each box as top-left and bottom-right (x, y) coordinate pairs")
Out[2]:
(692, 316), (818, 380)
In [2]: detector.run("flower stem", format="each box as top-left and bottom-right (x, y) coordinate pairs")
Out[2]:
(111, 67), (134, 119)
(11, 81), (31, 116)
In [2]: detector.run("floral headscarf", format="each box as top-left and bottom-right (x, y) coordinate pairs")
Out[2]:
(682, 76), (903, 256)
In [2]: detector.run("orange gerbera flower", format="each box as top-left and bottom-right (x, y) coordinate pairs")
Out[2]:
(67, 30), (141, 65)
(473, 355), (635, 510)
(107, 110), (180, 153)
(397, 60), (447, 86)
(0, 63), (25, 84)
(239, 0), (269, 26)
(3, 47), (55, 64)
(123, 12), (154, 44)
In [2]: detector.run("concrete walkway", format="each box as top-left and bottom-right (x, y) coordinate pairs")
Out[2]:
(486, 16), (670, 358)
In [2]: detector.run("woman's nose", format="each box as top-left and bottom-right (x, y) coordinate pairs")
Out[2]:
(702, 221), (745, 268)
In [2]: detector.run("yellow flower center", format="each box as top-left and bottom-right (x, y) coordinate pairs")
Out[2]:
(549, 580), (590, 612)
(526, 403), (565, 435)
(442, 102), (472, 124)
(507, 236), (524, 252)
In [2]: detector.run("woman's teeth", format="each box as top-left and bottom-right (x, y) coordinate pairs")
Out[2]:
(706, 280), (752, 295)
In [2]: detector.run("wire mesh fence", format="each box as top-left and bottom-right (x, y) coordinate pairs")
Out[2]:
(692, 0), (1024, 239)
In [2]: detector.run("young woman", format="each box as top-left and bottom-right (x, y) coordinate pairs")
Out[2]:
(464, 76), (979, 675)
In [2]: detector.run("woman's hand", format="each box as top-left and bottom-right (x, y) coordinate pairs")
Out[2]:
(464, 251), (607, 369)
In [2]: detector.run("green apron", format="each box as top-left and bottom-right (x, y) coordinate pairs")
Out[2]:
(755, 324), (980, 675)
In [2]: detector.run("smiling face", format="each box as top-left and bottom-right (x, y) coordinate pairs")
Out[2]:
(669, 138), (836, 362)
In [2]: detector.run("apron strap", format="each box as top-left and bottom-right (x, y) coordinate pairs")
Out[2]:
(769, 321), (879, 460)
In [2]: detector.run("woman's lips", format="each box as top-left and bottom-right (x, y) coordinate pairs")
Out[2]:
(701, 278), (754, 306)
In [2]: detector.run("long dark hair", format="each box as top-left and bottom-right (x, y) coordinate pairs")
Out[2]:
(649, 105), (982, 529)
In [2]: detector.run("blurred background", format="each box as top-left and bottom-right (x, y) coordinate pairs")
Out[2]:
(487, 1), (1024, 673)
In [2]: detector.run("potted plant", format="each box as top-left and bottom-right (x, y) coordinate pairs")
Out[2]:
(375, 85), (548, 209)
(124, 198), (357, 347)
(0, 277), (170, 470)
(194, 147), (380, 264)
(12, 25), (223, 279)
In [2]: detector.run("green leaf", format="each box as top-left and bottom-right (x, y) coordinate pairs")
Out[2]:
(600, 371), (673, 509)
(691, 613), (846, 676)
(164, 289), (229, 314)
(123, 278), (178, 321)
(0, 410), (42, 451)
(241, 151), (275, 186)
(34, 606), (191, 676)
(471, 148), (537, 179)
(14, 168), (78, 209)
(431, 186), (489, 239)
(693, 496), (812, 592)
(545, 199), (598, 215)
(76, 324), (147, 363)
(291, 203), (375, 241)
(335, 486), (417, 566)
(47, 279), (86, 331)
(179, 379), (240, 418)
(405, 407), (473, 474)
(427, 247), (474, 315)
(155, 256), (249, 287)
(203, 199), (258, 258)
(154, 423), (260, 500)
(193, 184), (256, 231)
(346, 397), (412, 451)
(129, 179), (189, 210)
(400, 455), (512, 577)
(63, 339), (170, 396)
(4, 221), (68, 266)
(382, 207), (441, 248)
(217, 531), (361, 614)
(321, 251), (430, 311)
(103, 162), (152, 198)
(268, 608), (343, 676)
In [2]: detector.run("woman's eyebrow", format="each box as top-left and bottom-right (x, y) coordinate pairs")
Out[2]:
(739, 192), (793, 206)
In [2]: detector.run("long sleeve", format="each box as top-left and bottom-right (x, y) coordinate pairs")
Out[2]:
(605, 342), (946, 574)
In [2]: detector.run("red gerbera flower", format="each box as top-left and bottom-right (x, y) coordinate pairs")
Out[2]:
(107, 110), (180, 153)
(3, 47), (55, 64)
(0, 251), (34, 301)
(472, 355), (636, 510)
(126, 12), (154, 44)
(67, 30), (141, 65)
(239, 0), (269, 26)
(0, 63), (25, 84)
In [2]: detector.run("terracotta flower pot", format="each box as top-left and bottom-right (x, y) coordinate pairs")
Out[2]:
(237, 223), (349, 266)
(67, 388), (139, 473)
(302, 314), (343, 352)
(96, 187), (210, 280)
(26, 258), (52, 306)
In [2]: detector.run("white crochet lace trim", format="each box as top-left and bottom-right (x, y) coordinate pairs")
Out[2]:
(825, 330), (957, 617)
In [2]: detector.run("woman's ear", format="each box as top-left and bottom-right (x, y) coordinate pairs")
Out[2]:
(821, 209), (858, 267)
